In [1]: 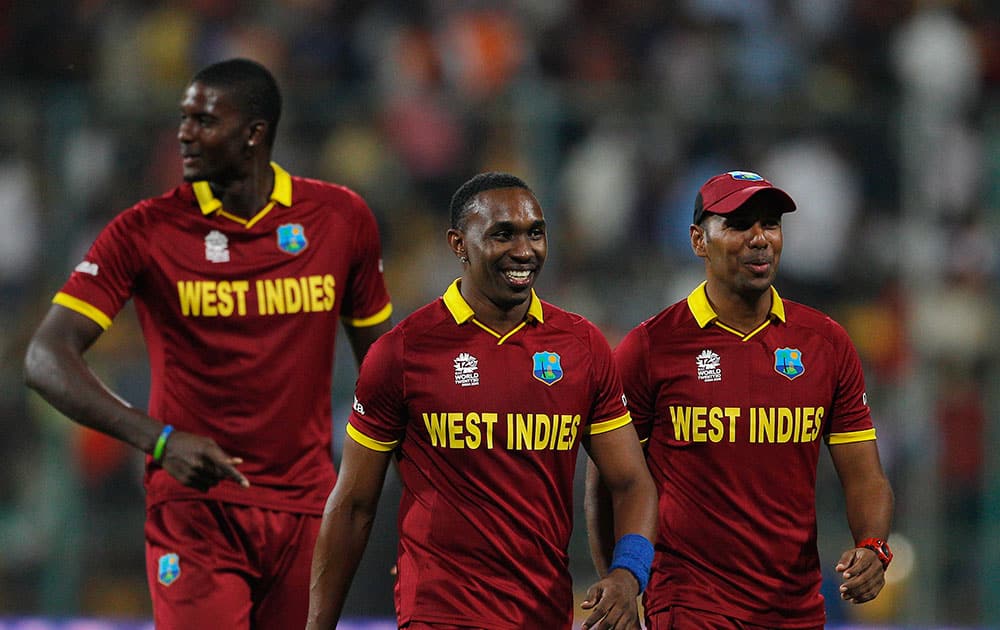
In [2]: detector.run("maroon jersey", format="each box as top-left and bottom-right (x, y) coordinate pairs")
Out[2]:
(348, 280), (631, 629)
(616, 282), (876, 628)
(54, 163), (392, 514)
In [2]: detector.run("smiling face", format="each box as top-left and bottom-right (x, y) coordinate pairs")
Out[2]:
(691, 199), (785, 299)
(177, 81), (253, 184)
(448, 186), (547, 320)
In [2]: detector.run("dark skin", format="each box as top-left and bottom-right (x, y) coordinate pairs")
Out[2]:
(24, 80), (391, 492)
(696, 203), (893, 600)
(587, 197), (893, 610)
(307, 187), (657, 630)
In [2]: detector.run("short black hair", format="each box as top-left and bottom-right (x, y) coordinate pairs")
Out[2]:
(192, 58), (282, 146)
(449, 172), (532, 229)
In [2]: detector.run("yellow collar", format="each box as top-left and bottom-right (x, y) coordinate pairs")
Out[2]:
(442, 278), (544, 325)
(192, 162), (292, 227)
(686, 280), (785, 328)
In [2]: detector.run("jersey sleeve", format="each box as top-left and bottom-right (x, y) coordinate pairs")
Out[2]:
(339, 193), (392, 328)
(585, 324), (632, 436)
(346, 328), (407, 451)
(613, 324), (654, 443)
(53, 207), (146, 329)
(825, 320), (876, 444)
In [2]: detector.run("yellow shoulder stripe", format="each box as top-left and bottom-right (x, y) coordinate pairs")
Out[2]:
(343, 303), (393, 328)
(346, 423), (398, 452)
(53, 292), (113, 330)
(589, 412), (632, 436)
(826, 428), (877, 445)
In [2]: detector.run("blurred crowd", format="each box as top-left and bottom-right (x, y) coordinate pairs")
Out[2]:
(0, 0), (997, 626)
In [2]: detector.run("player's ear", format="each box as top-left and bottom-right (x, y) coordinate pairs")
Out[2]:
(446, 228), (466, 261)
(690, 223), (707, 258)
(247, 121), (267, 148)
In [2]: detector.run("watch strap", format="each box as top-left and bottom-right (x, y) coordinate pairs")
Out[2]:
(857, 537), (892, 570)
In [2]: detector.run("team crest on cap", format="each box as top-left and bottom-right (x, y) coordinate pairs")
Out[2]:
(532, 351), (563, 385)
(728, 171), (764, 181)
(277, 223), (308, 255)
(774, 347), (805, 380)
(158, 552), (181, 586)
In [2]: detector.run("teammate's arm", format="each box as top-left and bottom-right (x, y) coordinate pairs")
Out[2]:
(829, 439), (894, 604)
(307, 437), (392, 629)
(580, 425), (657, 630)
(24, 304), (248, 490)
(343, 319), (392, 367)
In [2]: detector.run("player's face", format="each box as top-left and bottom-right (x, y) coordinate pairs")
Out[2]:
(177, 82), (251, 183)
(693, 203), (784, 297)
(453, 187), (547, 312)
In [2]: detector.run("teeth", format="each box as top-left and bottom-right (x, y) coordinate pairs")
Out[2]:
(505, 270), (530, 280)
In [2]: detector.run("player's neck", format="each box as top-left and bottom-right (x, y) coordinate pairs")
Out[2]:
(212, 160), (275, 219)
(705, 283), (771, 334)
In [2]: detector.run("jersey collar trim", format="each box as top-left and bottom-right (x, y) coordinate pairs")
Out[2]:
(686, 281), (786, 328)
(442, 278), (544, 325)
(191, 162), (293, 222)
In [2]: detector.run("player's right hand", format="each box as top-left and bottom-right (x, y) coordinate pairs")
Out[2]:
(158, 430), (250, 491)
(580, 569), (642, 629)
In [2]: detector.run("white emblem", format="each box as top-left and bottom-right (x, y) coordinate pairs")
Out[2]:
(454, 352), (480, 387)
(205, 230), (230, 263)
(353, 396), (366, 415)
(74, 261), (99, 276)
(696, 349), (722, 383)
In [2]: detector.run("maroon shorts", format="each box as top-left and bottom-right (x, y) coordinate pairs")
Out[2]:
(145, 500), (320, 630)
(647, 606), (823, 630)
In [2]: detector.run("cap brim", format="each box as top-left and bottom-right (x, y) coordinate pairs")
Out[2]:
(709, 186), (797, 215)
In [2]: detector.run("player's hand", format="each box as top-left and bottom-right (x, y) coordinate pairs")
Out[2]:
(579, 568), (642, 629)
(836, 547), (885, 604)
(158, 430), (250, 491)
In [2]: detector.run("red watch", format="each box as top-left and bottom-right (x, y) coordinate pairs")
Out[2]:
(857, 537), (893, 570)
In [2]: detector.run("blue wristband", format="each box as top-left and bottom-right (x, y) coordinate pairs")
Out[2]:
(609, 533), (654, 593)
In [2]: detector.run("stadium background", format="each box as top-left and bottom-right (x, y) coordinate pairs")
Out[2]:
(0, 1), (997, 628)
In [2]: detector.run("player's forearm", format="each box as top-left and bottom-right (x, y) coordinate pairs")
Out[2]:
(584, 461), (616, 576)
(609, 473), (658, 544)
(24, 336), (162, 453)
(843, 476), (894, 542)
(307, 503), (377, 629)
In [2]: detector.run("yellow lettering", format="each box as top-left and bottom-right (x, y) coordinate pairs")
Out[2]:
(707, 407), (725, 443)
(813, 407), (824, 441)
(264, 279), (285, 314)
(324, 274), (336, 310)
(177, 281), (201, 316)
(446, 412), (464, 448)
(725, 407), (739, 442)
(423, 413), (448, 447)
(757, 407), (775, 443)
(533, 414), (551, 450)
(308, 275), (325, 312)
(690, 407), (707, 441)
(465, 412), (482, 449)
(215, 281), (234, 316)
(231, 280), (249, 315)
(669, 407), (691, 441)
(777, 407), (794, 443)
(283, 277), (303, 313)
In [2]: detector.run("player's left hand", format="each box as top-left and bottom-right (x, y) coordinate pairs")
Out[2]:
(835, 547), (885, 604)
(579, 568), (642, 629)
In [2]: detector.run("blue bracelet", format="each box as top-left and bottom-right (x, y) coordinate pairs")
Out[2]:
(609, 533), (654, 593)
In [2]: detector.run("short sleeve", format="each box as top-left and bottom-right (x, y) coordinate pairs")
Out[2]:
(825, 320), (876, 443)
(55, 206), (147, 328)
(339, 193), (392, 327)
(586, 324), (631, 436)
(614, 325), (654, 442)
(347, 327), (407, 451)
